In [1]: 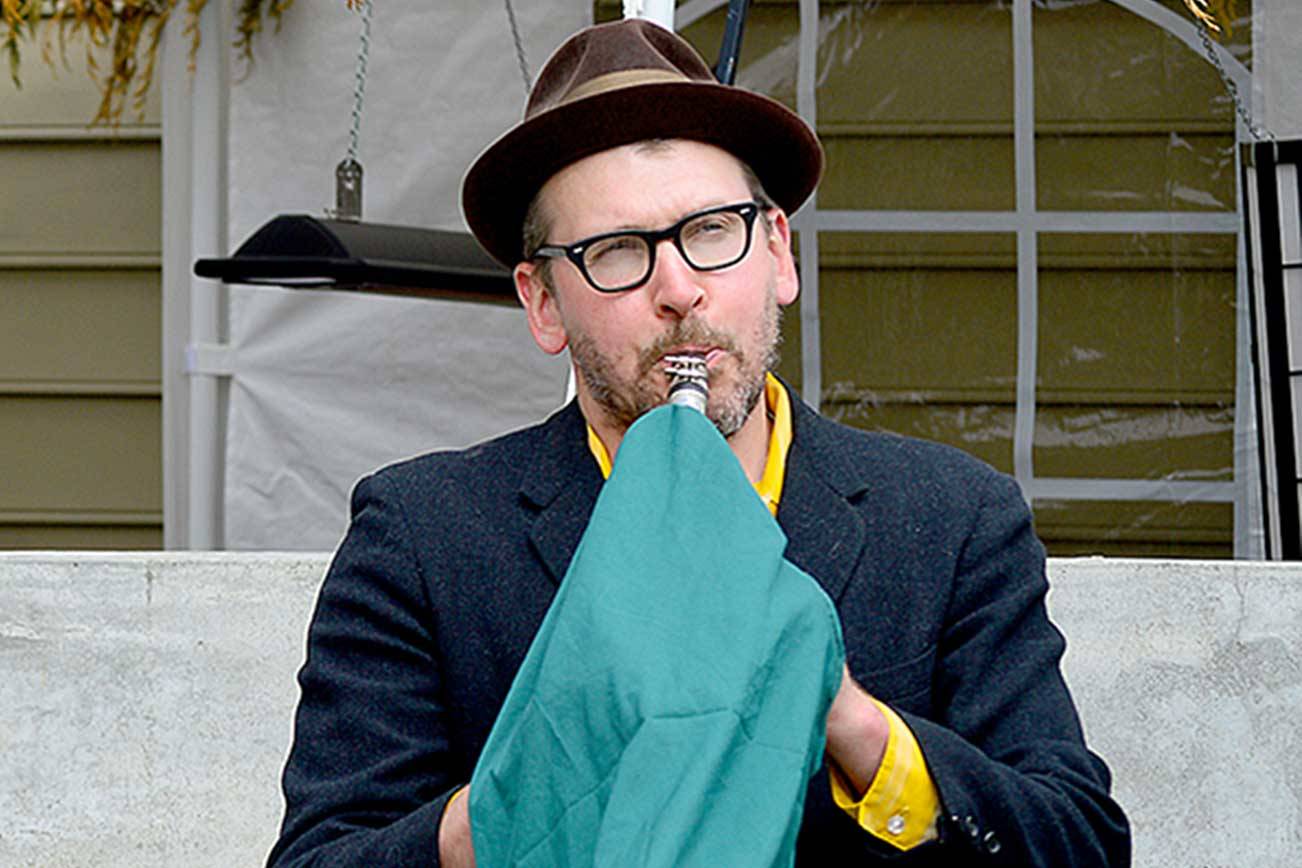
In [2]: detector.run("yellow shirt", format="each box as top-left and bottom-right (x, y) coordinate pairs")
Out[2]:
(587, 373), (940, 850)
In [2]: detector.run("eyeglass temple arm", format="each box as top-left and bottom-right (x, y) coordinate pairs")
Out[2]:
(712, 0), (751, 86)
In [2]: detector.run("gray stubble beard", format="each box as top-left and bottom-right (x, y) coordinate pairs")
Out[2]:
(568, 283), (782, 439)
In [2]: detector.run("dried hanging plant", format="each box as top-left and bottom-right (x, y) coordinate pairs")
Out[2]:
(1181, 0), (1238, 36)
(2, 0), (364, 124)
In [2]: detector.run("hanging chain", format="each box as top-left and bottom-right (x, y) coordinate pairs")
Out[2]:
(504, 0), (532, 98)
(346, 0), (375, 163)
(1194, 16), (1272, 143)
(332, 0), (373, 220)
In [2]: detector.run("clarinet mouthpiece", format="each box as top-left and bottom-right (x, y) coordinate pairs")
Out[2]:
(664, 353), (709, 415)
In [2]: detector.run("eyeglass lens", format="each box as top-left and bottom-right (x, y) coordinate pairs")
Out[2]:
(584, 208), (751, 291)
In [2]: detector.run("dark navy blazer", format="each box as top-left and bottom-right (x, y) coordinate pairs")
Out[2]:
(269, 388), (1130, 867)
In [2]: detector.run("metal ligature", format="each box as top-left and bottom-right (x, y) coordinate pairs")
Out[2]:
(664, 353), (709, 414)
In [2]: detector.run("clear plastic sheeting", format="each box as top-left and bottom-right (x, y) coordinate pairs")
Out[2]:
(220, 1), (586, 549)
(668, 0), (1255, 558)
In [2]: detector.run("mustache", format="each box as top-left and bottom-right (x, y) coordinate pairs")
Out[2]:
(635, 319), (739, 376)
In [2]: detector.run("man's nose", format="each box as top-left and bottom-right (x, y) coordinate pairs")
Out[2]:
(648, 240), (706, 318)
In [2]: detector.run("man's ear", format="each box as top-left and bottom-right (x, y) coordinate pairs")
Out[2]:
(764, 209), (799, 306)
(515, 262), (569, 355)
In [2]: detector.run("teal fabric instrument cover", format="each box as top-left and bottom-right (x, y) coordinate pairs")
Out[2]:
(469, 404), (845, 867)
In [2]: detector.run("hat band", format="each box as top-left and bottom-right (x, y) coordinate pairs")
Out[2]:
(557, 69), (693, 108)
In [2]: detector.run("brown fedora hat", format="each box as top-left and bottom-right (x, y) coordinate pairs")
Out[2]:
(461, 19), (823, 267)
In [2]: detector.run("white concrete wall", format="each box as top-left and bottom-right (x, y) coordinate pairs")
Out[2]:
(1048, 559), (1302, 868)
(0, 553), (326, 867)
(2, 553), (1300, 866)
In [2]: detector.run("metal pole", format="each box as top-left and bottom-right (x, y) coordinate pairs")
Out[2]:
(162, 0), (228, 549)
(713, 0), (750, 84)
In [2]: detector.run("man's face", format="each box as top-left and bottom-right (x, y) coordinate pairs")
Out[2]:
(514, 140), (799, 440)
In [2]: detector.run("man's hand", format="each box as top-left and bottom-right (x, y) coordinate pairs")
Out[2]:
(438, 786), (476, 868)
(824, 664), (891, 795)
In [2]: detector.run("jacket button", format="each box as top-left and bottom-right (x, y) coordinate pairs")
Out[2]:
(886, 814), (906, 836)
(984, 831), (1002, 853)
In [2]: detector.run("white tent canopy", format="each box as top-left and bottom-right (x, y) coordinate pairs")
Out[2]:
(164, 1), (585, 550)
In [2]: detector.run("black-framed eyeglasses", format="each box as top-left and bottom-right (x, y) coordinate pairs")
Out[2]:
(532, 201), (764, 293)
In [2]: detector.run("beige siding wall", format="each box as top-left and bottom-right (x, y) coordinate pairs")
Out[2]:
(1, 44), (162, 548)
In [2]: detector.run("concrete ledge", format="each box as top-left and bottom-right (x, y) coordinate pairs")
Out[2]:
(0, 553), (328, 868)
(1049, 558), (1302, 867)
(2, 553), (1300, 866)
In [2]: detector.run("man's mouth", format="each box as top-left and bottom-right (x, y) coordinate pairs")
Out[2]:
(638, 320), (737, 379)
(658, 347), (723, 370)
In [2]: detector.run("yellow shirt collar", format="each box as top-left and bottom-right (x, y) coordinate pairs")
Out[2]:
(586, 372), (792, 516)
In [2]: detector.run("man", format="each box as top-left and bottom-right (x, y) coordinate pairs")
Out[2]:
(269, 19), (1129, 867)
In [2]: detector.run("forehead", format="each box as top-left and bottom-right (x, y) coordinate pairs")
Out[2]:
(537, 140), (753, 240)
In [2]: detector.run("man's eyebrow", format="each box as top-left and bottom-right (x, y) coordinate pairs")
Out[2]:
(589, 201), (747, 235)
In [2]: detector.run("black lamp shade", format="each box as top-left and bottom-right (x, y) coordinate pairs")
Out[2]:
(194, 214), (517, 305)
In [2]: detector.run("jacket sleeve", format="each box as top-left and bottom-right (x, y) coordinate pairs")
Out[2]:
(900, 468), (1130, 866)
(266, 471), (458, 868)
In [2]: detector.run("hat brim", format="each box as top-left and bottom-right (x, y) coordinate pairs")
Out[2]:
(462, 80), (823, 268)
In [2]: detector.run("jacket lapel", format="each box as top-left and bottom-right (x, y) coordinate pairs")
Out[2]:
(520, 401), (603, 587)
(777, 392), (871, 605)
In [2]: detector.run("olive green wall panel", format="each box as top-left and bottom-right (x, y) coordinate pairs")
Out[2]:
(2, 141), (161, 256)
(818, 263), (1017, 399)
(1033, 0), (1242, 126)
(0, 524), (162, 550)
(1034, 500), (1233, 559)
(818, 131), (1235, 213)
(0, 269), (160, 389)
(774, 296), (805, 388)
(1037, 133), (1236, 212)
(1032, 404), (1233, 480)
(820, 231), (1017, 267)
(1038, 231), (1236, 266)
(824, 398), (1233, 556)
(821, 135), (1016, 211)
(822, 398), (1233, 484)
(813, 3), (1012, 129)
(1036, 265), (1236, 402)
(824, 400), (1014, 474)
(0, 396), (162, 514)
(3, 32), (163, 549)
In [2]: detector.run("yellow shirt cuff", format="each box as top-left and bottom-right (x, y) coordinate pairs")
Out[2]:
(829, 698), (940, 850)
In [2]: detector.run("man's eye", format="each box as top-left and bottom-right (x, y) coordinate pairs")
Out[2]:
(587, 236), (642, 262)
(684, 215), (737, 243)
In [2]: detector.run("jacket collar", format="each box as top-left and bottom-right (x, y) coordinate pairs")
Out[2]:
(521, 401), (604, 586)
(776, 389), (871, 604)
(520, 383), (871, 603)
